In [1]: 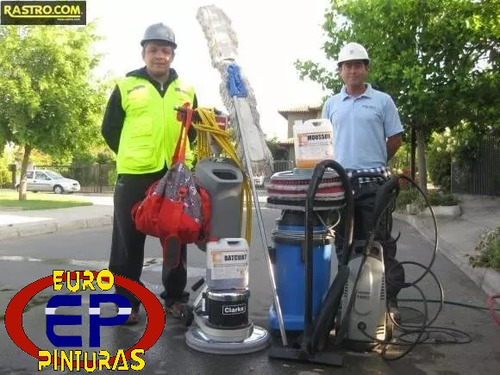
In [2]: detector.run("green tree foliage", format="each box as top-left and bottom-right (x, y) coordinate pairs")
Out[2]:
(296, 0), (500, 192)
(427, 121), (495, 192)
(427, 129), (453, 191)
(0, 152), (13, 188)
(389, 142), (410, 173)
(266, 137), (289, 161)
(0, 24), (109, 199)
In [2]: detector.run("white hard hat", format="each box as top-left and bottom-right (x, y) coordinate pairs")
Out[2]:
(337, 42), (370, 65)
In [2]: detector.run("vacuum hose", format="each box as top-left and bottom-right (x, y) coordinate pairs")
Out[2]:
(304, 160), (354, 353)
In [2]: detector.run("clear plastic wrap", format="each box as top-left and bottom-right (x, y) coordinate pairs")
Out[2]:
(154, 162), (203, 225)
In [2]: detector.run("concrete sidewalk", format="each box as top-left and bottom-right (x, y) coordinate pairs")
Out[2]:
(0, 195), (113, 240)
(0, 193), (498, 296)
(0, 193), (268, 240)
(394, 194), (500, 297)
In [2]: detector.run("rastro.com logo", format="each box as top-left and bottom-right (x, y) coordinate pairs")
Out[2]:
(4, 270), (165, 372)
(0, 1), (86, 25)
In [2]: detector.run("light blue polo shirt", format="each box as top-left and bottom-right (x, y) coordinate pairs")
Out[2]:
(322, 84), (403, 170)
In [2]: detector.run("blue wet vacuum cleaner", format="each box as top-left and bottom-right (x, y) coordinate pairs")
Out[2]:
(266, 167), (346, 334)
(268, 160), (402, 366)
(268, 160), (354, 366)
(269, 210), (334, 332)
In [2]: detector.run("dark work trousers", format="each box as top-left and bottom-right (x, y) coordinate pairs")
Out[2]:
(335, 182), (405, 302)
(160, 242), (189, 307)
(108, 169), (188, 308)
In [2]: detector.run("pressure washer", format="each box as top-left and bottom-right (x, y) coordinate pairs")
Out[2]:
(334, 173), (401, 351)
(338, 240), (389, 348)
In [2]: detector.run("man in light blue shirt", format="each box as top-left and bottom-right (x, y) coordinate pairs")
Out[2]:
(322, 42), (404, 321)
(322, 84), (403, 170)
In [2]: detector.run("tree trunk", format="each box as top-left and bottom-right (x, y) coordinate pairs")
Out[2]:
(410, 127), (416, 181)
(18, 145), (32, 201)
(416, 129), (428, 195)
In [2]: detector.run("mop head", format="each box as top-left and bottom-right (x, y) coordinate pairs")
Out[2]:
(196, 5), (274, 177)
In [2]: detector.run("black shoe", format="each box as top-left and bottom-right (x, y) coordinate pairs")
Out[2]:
(388, 300), (401, 323)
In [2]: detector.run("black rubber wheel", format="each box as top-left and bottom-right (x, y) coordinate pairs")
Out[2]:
(180, 304), (194, 327)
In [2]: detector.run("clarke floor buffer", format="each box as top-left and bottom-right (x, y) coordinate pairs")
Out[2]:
(182, 157), (270, 354)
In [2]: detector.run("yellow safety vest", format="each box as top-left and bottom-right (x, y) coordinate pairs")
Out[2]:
(116, 76), (195, 174)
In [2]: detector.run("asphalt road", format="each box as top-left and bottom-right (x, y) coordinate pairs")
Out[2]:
(0, 206), (499, 374)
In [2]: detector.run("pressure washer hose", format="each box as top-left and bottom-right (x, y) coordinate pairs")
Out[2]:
(357, 174), (446, 361)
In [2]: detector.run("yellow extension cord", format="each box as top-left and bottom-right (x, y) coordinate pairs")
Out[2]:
(192, 108), (253, 244)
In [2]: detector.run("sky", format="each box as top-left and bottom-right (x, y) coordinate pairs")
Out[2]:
(87, 0), (332, 140)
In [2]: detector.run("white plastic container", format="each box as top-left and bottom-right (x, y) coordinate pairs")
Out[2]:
(206, 238), (249, 290)
(293, 119), (334, 168)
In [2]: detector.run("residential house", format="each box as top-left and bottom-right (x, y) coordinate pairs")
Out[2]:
(277, 105), (322, 166)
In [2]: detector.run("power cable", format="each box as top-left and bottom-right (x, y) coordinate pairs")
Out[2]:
(399, 298), (500, 312)
(349, 175), (481, 361)
(192, 108), (253, 245)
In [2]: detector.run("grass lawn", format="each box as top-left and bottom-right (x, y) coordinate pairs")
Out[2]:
(0, 190), (93, 210)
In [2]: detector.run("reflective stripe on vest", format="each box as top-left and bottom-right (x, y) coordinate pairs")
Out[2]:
(116, 76), (195, 174)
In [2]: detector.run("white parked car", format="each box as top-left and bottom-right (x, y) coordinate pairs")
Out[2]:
(16, 170), (81, 194)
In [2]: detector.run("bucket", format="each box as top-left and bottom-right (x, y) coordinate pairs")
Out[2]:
(293, 119), (334, 169)
(206, 238), (249, 290)
(195, 158), (243, 250)
(269, 210), (334, 331)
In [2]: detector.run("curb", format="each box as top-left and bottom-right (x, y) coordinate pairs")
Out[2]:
(394, 212), (500, 297)
(0, 215), (113, 241)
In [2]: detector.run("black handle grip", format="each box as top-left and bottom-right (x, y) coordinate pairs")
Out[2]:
(372, 175), (400, 223)
(191, 277), (205, 291)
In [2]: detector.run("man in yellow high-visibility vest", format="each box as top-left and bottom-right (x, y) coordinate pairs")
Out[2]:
(102, 23), (197, 325)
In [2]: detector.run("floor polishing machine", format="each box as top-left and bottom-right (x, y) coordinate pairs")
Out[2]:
(182, 158), (270, 354)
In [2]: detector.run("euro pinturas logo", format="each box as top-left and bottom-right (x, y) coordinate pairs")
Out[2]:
(4, 269), (165, 372)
